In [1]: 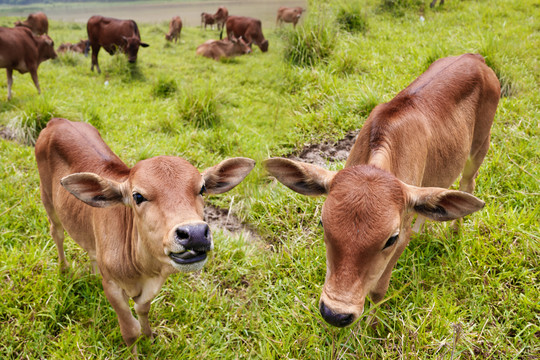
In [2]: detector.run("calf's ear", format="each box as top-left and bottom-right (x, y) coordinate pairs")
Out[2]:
(202, 157), (256, 194)
(61, 172), (126, 208)
(264, 158), (336, 196)
(404, 184), (485, 221)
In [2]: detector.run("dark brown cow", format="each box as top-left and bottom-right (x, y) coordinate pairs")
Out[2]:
(196, 37), (251, 61)
(57, 39), (90, 55)
(201, 12), (215, 30)
(0, 26), (57, 100)
(276, 7), (305, 28)
(165, 16), (182, 43)
(87, 15), (149, 74)
(265, 54), (500, 327)
(223, 16), (268, 53)
(15, 12), (49, 35)
(213, 7), (229, 31)
(35, 118), (255, 354)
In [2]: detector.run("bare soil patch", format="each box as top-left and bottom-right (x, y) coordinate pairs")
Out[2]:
(204, 204), (260, 241)
(286, 130), (359, 167)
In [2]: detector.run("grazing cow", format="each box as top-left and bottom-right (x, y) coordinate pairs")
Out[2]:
(87, 15), (149, 74)
(15, 11), (49, 35)
(57, 39), (90, 56)
(35, 118), (255, 353)
(201, 12), (215, 30)
(165, 16), (182, 43)
(213, 7), (229, 31)
(430, 0), (445, 7)
(223, 16), (268, 52)
(265, 54), (500, 328)
(276, 7), (305, 28)
(196, 36), (251, 61)
(0, 27), (57, 100)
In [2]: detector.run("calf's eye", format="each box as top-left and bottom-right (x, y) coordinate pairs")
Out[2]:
(132, 192), (147, 205)
(199, 184), (206, 196)
(383, 234), (399, 250)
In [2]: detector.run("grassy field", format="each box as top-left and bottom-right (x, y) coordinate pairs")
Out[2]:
(1, 0), (539, 358)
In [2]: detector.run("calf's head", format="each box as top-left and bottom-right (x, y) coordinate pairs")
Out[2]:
(265, 158), (484, 327)
(121, 35), (149, 62)
(61, 156), (255, 273)
(38, 34), (57, 61)
(231, 36), (252, 55)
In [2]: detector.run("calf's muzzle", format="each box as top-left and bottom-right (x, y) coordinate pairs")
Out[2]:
(319, 301), (355, 328)
(169, 223), (212, 265)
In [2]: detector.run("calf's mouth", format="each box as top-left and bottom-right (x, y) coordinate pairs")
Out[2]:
(169, 250), (207, 264)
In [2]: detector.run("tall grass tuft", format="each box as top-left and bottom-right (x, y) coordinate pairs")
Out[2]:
(178, 86), (222, 128)
(335, 0), (368, 34)
(152, 76), (177, 98)
(82, 104), (103, 130)
(480, 43), (518, 98)
(7, 97), (56, 145)
(282, 13), (336, 67)
(107, 53), (145, 82)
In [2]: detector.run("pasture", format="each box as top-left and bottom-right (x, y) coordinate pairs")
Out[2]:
(1, 0), (539, 358)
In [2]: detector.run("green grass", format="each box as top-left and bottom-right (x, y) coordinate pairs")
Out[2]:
(1, 0), (539, 358)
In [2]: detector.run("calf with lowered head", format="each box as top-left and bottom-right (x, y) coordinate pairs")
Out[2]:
(265, 53), (500, 328)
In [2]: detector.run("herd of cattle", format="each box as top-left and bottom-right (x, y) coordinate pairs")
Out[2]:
(2, 7), (501, 357)
(0, 6), (304, 100)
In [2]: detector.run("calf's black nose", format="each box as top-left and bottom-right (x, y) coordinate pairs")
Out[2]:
(175, 223), (212, 252)
(319, 301), (354, 328)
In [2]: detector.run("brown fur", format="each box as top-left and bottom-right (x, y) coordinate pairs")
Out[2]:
(15, 11), (48, 35)
(225, 16), (268, 52)
(0, 26), (57, 100)
(201, 12), (215, 29)
(213, 7), (229, 31)
(86, 15), (149, 74)
(35, 118), (255, 353)
(165, 16), (182, 43)
(265, 53), (500, 327)
(196, 37), (251, 61)
(276, 7), (304, 28)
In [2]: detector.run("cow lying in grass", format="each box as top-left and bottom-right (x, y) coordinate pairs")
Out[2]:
(35, 118), (255, 354)
(196, 36), (251, 61)
(265, 54), (500, 328)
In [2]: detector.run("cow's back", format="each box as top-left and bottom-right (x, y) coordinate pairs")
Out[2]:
(88, 16), (138, 46)
(346, 54), (500, 187)
(0, 27), (36, 68)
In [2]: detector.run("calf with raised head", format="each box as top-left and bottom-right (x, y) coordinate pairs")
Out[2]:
(165, 16), (182, 43)
(223, 16), (268, 52)
(276, 7), (305, 28)
(201, 12), (215, 30)
(87, 15), (149, 74)
(213, 7), (229, 31)
(265, 54), (500, 328)
(15, 11), (49, 35)
(196, 36), (251, 61)
(0, 26), (57, 100)
(35, 118), (255, 353)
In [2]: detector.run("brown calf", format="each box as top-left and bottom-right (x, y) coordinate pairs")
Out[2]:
(57, 39), (90, 55)
(201, 12), (215, 30)
(165, 16), (182, 43)
(276, 7), (305, 28)
(265, 54), (500, 327)
(213, 7), (229, 31)
(0, 26), (57, 100)
(224, 16), (268, 52)
(196, 37), (251, 61)
(35, 118), (255, 353)
(87, 15), (149, 74)
(15, 11), (49, 35)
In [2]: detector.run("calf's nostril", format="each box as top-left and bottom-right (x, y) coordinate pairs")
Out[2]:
(176, 228), (189, 240)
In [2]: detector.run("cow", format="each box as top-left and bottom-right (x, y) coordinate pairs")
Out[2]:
(264, 54), (500, 328)
(165, 16), (182, 43)
(213, 7), (229, 31)
(430, 0), (445, 7)
(15, 11), (49, 35)
(87, 15), (149, 74)
(196, 36), (251, 61)
(276, 7), (305, 28)
(0, 26), (57, 100)
(223, 16), (268, 53)
(35, 118), (255, 353)
(57, 39), (90, 56)
(201, 12), (215, 30)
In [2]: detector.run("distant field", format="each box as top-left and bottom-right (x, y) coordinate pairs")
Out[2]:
(0, 0), (538, 358)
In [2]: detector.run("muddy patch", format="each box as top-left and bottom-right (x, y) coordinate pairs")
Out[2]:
(286, 130), (359, 167)
(204, 205), (260, 241)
